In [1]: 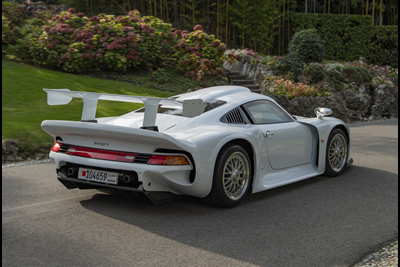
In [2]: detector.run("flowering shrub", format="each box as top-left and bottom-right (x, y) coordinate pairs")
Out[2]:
(223, 48), (260, 66)
(371, 76), (397, 90)
(5, 9), (228, 80)
(265, 75), (331, 99)
(2, 2), (25, 26)
(2, 2), (26, 44)
(345, 60), (398, 78)
(173, 24), (226, 81)
(25, 9), (178, 72)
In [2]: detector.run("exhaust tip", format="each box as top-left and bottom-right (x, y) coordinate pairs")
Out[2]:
(122, 175), (131, 184)
(67, 167), (76, 177)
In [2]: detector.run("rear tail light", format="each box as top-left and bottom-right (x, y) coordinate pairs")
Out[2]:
(148, 155), (190, 165)
(66, 146), (137, 163)
(51, 142), (61, 152)
(51, 143), (190, 165)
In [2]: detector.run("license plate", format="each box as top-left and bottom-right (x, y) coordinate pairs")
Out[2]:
(78, 168), (119, 185)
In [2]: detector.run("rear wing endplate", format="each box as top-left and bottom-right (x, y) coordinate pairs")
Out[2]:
(44, 89), (205, 128)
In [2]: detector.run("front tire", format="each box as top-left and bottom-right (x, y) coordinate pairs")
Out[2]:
(205, 145), (252, 207)
(325, 128), (348, 177)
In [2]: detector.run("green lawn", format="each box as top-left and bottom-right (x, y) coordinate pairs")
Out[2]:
(2, 59), (175, 156)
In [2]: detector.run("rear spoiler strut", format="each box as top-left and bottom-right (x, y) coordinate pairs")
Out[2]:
(44, 89), (205, 130)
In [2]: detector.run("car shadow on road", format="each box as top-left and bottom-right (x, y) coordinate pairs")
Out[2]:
(79, 165), (398, 266)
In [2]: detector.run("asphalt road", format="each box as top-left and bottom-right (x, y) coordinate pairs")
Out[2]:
(2, 120), (398, 267)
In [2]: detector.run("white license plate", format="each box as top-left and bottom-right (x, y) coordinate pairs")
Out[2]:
(78, 168), (119, 185)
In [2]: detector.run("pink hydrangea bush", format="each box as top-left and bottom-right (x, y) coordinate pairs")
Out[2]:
(29, 9), (177, 73)
(173, 25), (226, 81)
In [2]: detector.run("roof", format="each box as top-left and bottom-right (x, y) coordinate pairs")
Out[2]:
(172, 86), (251, 102)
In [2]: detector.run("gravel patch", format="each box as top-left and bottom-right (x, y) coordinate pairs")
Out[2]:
(353, 240), (398, 267)
(2, 158), (53, 168)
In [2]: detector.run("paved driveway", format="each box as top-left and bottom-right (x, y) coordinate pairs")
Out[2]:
(2, 120), (398, 267)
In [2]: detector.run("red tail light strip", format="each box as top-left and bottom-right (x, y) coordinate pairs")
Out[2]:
(51, 142), (190, 165)
(66, 145), (137, 163)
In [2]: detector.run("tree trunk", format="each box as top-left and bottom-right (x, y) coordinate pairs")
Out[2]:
(217, 0), (220, 39)
(207, 0), (210, 33)
(282, 0), (285, 55)
(287, 0), (290, 43)
(192, 0), (195, 27)
(328, 0), (331, 13)
(225, 0), (229, 44)
(174, 0), (177, 25)
(372, 0), (375, 25)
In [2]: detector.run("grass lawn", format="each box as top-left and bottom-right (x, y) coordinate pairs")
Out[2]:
(2, 59), (177, 157)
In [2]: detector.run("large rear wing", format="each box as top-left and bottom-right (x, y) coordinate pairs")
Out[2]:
(44, 89), (205, 129)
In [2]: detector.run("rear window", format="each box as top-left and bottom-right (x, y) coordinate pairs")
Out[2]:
(136, 100), (226, 116)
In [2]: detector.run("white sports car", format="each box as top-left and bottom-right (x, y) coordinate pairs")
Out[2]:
(41, 86), (352, 207)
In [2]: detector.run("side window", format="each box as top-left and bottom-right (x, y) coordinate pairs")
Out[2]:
(243, 100), (293, 124)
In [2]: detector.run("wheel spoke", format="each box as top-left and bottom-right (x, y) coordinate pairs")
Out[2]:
(222, 151), (251, 201)
(328, 133), (348, 172)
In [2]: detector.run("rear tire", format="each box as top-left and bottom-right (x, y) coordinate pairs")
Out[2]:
(205, 145), (252, 207)
(324, 128), (348, 177)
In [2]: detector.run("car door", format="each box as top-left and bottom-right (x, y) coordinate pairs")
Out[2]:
(243, 100), (313, 170)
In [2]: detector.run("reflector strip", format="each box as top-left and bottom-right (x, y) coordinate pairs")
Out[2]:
(66, 146), (137, 163)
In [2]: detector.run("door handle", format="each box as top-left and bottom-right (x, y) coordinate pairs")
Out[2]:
(264, 131), (274, 138)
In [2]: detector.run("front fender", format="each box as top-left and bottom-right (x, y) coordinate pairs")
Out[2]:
(301, 117), (352, 173)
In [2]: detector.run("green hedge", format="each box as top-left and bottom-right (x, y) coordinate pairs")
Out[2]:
(294, 13), (398, 67)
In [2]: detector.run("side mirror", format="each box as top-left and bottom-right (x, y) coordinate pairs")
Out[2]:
(314, 107), (332, 119)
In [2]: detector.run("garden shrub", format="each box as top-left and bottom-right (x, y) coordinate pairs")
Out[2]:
(173, 25), (226, 81)
(8, 17), (49, 61)
(2, 2), (25, 27)
(277, 52), (305, 78)
(288, 29), (326, 64)
(2, 15), (11, 43)
(23, 9), (178, 73)
(366, 26), (398, 68)
(302, 63), (326, 84)
(294, 13), (398, 67)
(341, 65), (372, 85)
(276, 29), (325, 79)
(4, 8), (227, 80)
(265, 75), (331, 99)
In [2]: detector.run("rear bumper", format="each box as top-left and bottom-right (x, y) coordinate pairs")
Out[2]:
(50, 151), (195, 196)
